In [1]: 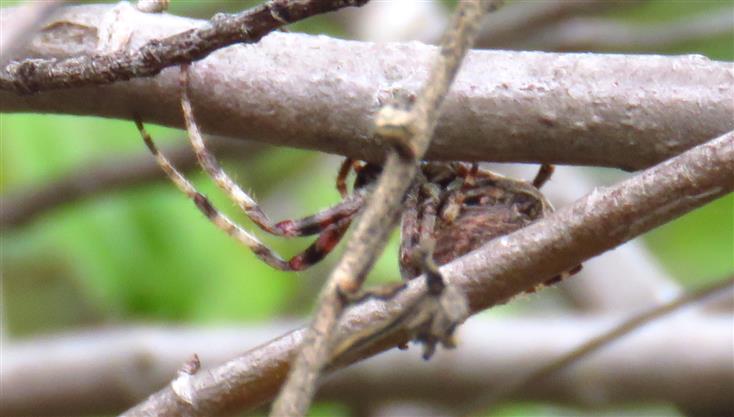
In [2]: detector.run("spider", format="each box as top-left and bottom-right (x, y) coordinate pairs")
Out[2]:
(135, 67), (577, 357)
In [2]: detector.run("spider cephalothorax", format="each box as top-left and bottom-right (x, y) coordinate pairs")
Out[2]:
(396, 162), (554, 281)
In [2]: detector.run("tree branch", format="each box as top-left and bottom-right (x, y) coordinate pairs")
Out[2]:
(3, 313), (732, 416)
(1, 4), (732, 169)
(0, 0), (370, 93)
(463, 276), (734, 415)
(496, 164), (682, 311)
(119, 129), (733, 416)
(0, 138), (262, 229)
(522, 10), (734, 52)
(474, 0), (641, 49)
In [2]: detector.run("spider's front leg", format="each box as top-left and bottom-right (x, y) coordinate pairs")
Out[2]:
(532, 163), (555, 189)
(135, 118), (363, 271)
(404, 181), (469, 359)
(178, 66), (359, 240)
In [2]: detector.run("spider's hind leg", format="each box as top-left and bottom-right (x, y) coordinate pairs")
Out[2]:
(136, 120), (362, 271)
(403, 181), (469, 359)
(532, 163), (555, 189)
(179, 66), (351, 239)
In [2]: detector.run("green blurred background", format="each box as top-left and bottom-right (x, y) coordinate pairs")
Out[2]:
(1, 1), (732, 416)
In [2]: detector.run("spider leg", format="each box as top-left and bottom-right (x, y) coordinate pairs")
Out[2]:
(136, 120), (361, 271)
(335, 178), (468, 360)
(398, 186), (421, 280)
(410, 181), (469, 359)
(287, 217), (352, 270)
(179, 66), (344, 238)
(415, 181), (443, 285)
(438, 162), (476, 224)
(532, 163), (555, 189)
(336, 158), (356, 199)
(136, 119), (292, 270)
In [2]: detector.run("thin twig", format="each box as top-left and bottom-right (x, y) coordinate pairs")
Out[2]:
(522, 10), (734, 52)
(475, 0), (641, 48)
(463, 275), (734, 416)
(121, 130), (733, 416)
(269, 2), (497, 416)
(0, 0), (369, 94)
(0, 139), (262, 229)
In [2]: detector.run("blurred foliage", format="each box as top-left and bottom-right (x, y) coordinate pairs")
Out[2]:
(0, 1), (732, 416)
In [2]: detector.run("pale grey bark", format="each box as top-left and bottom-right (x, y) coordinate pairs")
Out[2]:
(1, 4), (732, 169)
(2, 315), (732, 416)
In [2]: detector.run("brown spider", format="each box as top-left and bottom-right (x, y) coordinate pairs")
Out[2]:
(134, 121), (560, 283)
(135, 67), (578, 357)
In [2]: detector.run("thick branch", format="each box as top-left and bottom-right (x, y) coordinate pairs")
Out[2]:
(3, 315), (732, 416)
(2, 4), (732, 169)
(121, 130), (733, 416)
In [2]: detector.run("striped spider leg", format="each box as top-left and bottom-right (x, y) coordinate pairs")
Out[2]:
(133, 68), (372, 271)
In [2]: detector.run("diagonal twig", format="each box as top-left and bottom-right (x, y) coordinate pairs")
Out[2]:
(0, 0), (370, 94)
(269, 2), (499, 416)
(121, 129), (733, 417)
(474, 0), (642, 49)
(522, 10), (734, 52)
(463, 275), (734, 416)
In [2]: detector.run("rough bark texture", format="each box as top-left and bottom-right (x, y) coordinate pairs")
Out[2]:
(2, 4), (733, 169)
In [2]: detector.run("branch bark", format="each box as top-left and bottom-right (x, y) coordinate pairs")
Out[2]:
(117, 130), (733, 416)
(1, 4), (732, 169)
(3, 314), (732, 416)
(0, 137), (262, 229)
(0, 0), (370, 93)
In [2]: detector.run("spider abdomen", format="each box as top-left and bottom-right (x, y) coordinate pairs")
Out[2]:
(433, 206), (536, 266)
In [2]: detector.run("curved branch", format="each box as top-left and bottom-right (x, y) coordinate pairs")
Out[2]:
(1, 4), (732, 169)
(120, 130), (733, 416)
